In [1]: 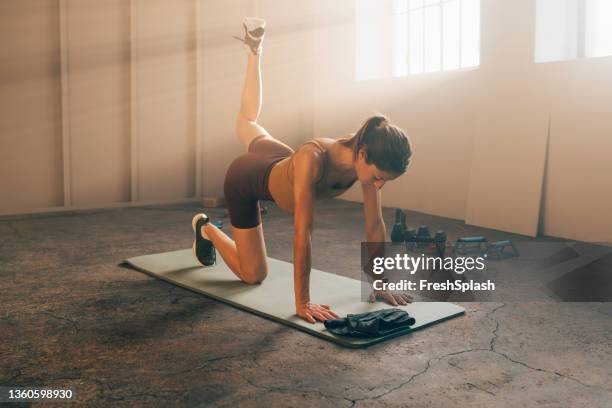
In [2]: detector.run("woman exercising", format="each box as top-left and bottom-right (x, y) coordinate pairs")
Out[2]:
(192, 18), (413, 324)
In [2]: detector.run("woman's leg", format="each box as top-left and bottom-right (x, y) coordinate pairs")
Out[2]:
(193, 20), (271, 283)
(235, 50), (272, 150)
(241, 52), (262, 122)
(196, 149), (272, 284)
(202, 222), (267, 284)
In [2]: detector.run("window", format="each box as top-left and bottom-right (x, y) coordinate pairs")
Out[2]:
(355, 0), (480, 80)
(535, 0), (612, 63)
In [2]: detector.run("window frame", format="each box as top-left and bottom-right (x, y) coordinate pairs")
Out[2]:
(393, 0), (479, 76)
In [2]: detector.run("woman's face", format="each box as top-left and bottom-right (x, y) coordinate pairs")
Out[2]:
(355, 150), (400, 190)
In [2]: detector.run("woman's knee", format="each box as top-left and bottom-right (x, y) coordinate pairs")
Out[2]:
(232, 223), (268, 284)
(241, 262), (268, 284)
(236, 114), (254, 137)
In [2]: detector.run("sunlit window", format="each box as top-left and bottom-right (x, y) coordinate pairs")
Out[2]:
(535, 0), (612, 63)
(355, 0), (480, 80)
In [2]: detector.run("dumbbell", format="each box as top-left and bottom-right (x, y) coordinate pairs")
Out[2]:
(486, 240), (519, 258)
(434, 230), (447, 257)
(416, 226), (431, 247)
(391, 208), (407, 243)
(405, 227), (446, 257)
(457, 236), (487, 243)
(453, 236), (488, 256)
(403, 228), (417, 251)
(404, 228), (416, 241)
(417, 226), (431, 238)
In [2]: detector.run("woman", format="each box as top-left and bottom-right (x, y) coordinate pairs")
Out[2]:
(192, 18), (413, 324)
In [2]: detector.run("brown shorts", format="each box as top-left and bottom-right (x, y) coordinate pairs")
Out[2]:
(223, 136), (294, 229)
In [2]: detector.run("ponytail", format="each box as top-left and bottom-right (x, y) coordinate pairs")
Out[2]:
(349, 114), (412, 174)
(352, 115), (389, 161)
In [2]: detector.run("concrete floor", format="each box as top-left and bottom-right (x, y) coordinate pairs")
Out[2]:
(1, 200), (610, 407)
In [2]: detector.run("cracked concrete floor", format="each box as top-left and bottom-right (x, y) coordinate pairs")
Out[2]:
(0, 200), (610, 407)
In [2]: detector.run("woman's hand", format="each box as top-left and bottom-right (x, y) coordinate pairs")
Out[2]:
(296, 302), (340, 324)
(369, 290), (412, 306)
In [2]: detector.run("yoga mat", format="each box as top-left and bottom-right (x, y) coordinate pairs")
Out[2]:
(123, 249), (465, 348)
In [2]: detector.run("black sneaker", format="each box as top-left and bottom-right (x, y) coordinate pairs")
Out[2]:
(192, 214), (216, 266)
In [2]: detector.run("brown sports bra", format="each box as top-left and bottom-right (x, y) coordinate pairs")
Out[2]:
(267, 138), (357, 214)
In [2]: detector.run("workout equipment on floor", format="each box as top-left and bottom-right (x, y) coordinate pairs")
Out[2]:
(453, 237), (519, 259)
(391, 208), (407, 243)
(453, 236), (488, 256)
(405, 227), (447, 257)
(485, 240), (520, 259)
(390, 209), (447, 257)
(122, 249), (465, 348)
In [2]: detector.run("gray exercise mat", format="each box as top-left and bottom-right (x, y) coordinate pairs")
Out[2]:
(123, 249), (465, 348)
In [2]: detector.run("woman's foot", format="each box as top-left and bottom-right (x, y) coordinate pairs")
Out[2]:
(192, 214), (216, 266)
(233, 17), (266, 55)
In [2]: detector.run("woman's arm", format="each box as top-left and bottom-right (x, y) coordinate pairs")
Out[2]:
(361, 182), (387, 280)
(361, 183), (412, 306)
(292, 148), (339, 323)
(361, 182), (386, 242)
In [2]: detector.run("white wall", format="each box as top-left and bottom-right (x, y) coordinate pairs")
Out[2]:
(0, 0), (199, 215)
(465, 0), (549, 237)
(66, 0), (131, 206)
(0, 0), (316, 215)
(1, 0), (610, 243)
(132, 0), (197, 202)
(0, 1), (64, 211)
(541, 58), (612, 242)
(311, 0), (612, 242)
(313, 0), (477, 222)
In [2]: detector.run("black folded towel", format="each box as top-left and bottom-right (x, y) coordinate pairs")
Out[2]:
(324, 308), (416, 338)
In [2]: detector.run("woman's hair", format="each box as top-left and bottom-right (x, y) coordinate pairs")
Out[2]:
(344, 115), (412, 174)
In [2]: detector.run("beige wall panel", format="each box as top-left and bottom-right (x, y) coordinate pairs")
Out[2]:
(66, 0), (131, 206)
(134, 0), (196, 201)
(201, 0), (253, 197)
(465, 0), (549, 236)
(0, 1), (63, 212)
(465, 104), (548, 236)
(256, 0), (316, 150)
(541, 59), (612, 243)
(256, 0), (315, 152)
